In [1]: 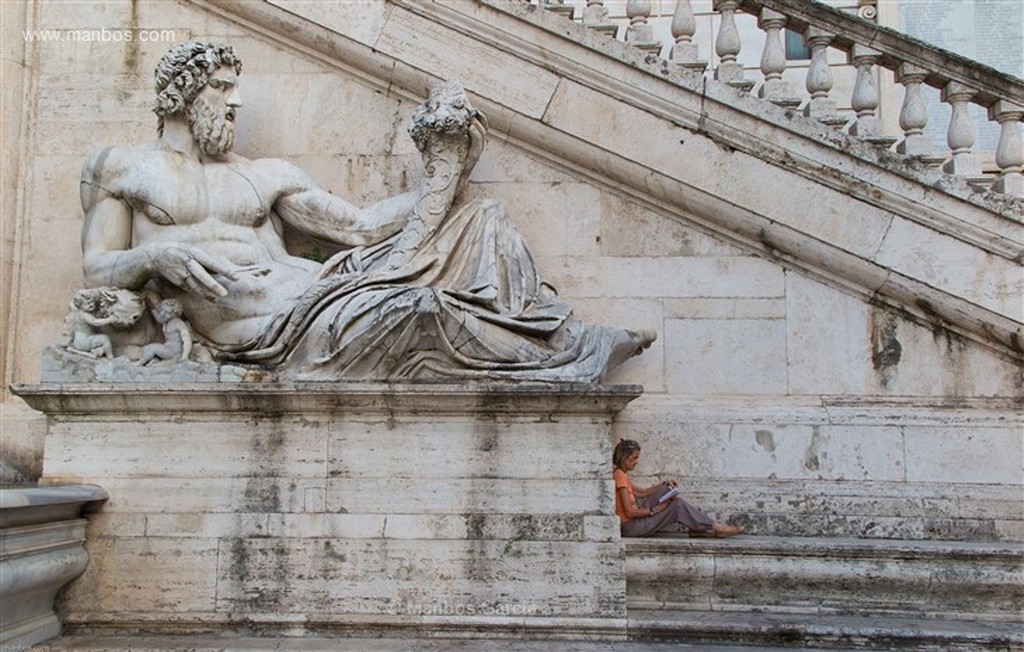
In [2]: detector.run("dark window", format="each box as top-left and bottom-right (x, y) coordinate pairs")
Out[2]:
(785, 29), (811, 60)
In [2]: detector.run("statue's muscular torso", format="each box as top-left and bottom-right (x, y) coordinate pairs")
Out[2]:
(82, 142), (322, 345)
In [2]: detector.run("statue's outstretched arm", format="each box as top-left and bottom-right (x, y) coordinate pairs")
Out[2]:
(272, 162), (418, 247)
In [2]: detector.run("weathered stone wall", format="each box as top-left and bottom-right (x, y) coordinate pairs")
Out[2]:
(616, 397), (1022, 541)
(2, 0), (1020, 545)
(1, 0), (39, 483)
(21, 384), (635, 638)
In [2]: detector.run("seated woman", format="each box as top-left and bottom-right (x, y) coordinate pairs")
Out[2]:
(613, 439), (744, 538)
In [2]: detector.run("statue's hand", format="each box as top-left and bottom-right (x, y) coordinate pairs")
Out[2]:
(465, 114), (487, 171)
(458, 113), (488, 193)
(145, 244), (239, 301)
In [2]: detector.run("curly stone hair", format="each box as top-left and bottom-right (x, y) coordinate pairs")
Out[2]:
(153, 41), (242, 135)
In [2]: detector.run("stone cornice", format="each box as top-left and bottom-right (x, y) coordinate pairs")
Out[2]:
(623, 393), (1023, 425)
(10, 383), (643, 418)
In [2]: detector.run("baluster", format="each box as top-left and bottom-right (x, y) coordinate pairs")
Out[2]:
(802, 27), (846, 127)
(713, 0), (754, 92)
(583, 0), (619, 37)
(988, 101), (1024, 195)
(894, 64), (941, 164)
(626, 0), (662, 55)
(671, 0), (707, 72)
(847, 44), (896, 146)
(757, 9), (799, 108)
(941, 81), (983, 178)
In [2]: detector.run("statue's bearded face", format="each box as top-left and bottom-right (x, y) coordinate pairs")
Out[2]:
(187, 67), (240, 157)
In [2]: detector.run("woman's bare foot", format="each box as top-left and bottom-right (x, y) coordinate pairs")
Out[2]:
(689, 523), (743, 538)
(712, 523), (744, 538)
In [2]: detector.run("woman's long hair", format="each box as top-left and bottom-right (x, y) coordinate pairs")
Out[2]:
(613, 439), (641, 470)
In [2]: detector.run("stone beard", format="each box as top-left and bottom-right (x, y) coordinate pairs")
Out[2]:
(187, 94), (235, 156)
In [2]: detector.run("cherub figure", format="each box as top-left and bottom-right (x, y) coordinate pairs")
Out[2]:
(64, 289), (118, 358)
(140, 296), (193, 364)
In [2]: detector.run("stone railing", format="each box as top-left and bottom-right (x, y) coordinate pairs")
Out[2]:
(537, 0), (1024, 197)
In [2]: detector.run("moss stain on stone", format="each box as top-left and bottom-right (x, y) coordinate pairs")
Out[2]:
(871, 308), (902, 387)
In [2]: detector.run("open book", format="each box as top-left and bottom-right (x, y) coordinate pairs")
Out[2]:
(658, 486), (679, 503)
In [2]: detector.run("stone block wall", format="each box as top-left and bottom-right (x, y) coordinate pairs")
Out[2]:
(22, 384), (636, 638)
(616, 397), (1022, 541)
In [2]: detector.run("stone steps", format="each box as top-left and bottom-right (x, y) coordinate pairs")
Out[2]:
(624, 535), (1024, 650)
(27, 634), (861, 651)
(627, 610), (1024, 651)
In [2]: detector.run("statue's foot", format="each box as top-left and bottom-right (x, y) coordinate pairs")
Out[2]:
(606, 328), (657, 371)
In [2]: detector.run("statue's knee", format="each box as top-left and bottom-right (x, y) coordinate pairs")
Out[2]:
(411, 287), (441, 315)
(480, 198), (502, 213)
(479, 199), (507, 222)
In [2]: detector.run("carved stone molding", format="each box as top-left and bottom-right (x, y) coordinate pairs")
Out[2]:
(12, 382), (643, 418)
(0, 484), (108, 651)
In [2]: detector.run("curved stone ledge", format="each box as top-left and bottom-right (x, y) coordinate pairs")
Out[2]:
(1, 484), (108, 528)
(1, 484), (108, 651)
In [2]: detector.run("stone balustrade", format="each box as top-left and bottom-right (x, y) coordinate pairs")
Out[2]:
(536, 0), (1024, 197)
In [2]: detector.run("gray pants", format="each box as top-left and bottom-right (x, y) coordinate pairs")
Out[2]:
(620, 483), (714, 537)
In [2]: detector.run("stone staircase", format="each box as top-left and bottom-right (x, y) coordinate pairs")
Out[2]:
(625, 535), (1024, 650)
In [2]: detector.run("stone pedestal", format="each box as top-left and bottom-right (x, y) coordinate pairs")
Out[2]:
(0, 484), (108, 651)
(12, 383), (640, 641)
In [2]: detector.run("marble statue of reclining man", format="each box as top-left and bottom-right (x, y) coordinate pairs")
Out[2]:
(78, 41), (654, 381)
